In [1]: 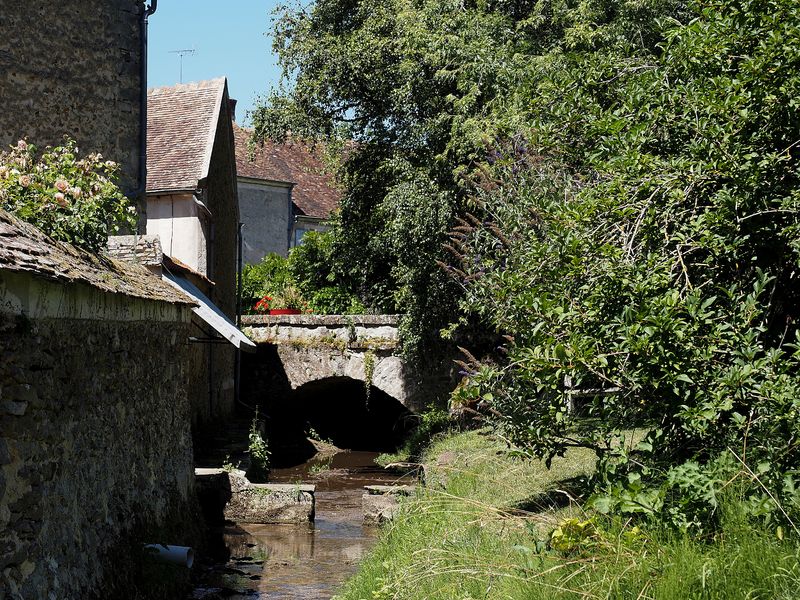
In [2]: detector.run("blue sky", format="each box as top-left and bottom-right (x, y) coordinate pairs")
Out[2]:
(148, 0), (284, 125)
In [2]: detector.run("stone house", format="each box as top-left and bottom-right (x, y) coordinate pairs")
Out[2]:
(144, 78), (246, 425)
(233, 122), (340, 264)
(0, 4), (219, 597)
(0, 0), (154, 229)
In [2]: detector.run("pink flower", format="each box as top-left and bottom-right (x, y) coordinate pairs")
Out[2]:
(70, 186), (82, 198)
(55, 179), (69, 192)
(54, 192), (68, 207)
(0, 166), (8, 179)
(18, 175), (31, 187)
(16, 140), (27, 151)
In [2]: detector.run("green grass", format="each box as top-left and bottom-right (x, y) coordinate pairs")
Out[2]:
(336, 431), (800, 600)
(376, 408), (452, 468)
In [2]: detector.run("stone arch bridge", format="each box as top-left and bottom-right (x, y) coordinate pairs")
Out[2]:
(241, 314), (442, 413)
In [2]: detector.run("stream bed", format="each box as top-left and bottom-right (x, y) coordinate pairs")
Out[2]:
(191, 450), (412, 599)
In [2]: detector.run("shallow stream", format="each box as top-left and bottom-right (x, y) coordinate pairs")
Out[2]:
(191, 450), (411, 599)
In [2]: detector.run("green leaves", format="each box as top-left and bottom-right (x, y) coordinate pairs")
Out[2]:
(0, 138), (135, 252)
(255, 0), (800, 529)
(450, 0), (800, 530)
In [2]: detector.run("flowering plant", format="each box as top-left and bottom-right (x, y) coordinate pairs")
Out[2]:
(252, 285), (310, 313)
(253, 295), (273, 313)
(0, 138), (135, 252)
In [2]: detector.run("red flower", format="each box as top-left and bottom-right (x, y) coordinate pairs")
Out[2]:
(254, 294), (272, 313)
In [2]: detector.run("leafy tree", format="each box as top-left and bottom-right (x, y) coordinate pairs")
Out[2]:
(453, 0), (800, 529)
(253, 0), (684, 360)
(253, 0), (800, 528)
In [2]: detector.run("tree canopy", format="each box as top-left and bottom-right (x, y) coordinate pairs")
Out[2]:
(256, 0), (800, 528)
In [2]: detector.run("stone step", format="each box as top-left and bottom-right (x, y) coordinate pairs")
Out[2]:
(195, 468), (315, 525)
(362, 484), (417, 525)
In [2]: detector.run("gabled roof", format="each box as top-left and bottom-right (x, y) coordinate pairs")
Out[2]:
(147, 78), (227, 193)
(233, 124), (340, 219)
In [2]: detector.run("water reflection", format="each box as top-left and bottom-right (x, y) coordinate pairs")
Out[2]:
(192, 451), (412, 600)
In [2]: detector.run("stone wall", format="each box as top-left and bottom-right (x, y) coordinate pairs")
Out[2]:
(0, 314), (195, 598)
(239, 179), (292, 262)
(203, 83), (239, 423)
(0, 210), (198, 598)
(0, 0), (145, 221)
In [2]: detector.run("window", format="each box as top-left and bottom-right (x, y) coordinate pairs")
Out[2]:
(294, 227), (310, 246)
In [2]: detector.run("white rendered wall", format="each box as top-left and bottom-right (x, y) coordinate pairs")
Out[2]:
(147, 194), (209, 275)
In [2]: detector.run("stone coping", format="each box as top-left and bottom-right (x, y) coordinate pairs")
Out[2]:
(251, 483), (316, 494)
(241, 314), (401, 327)
(193, 469), (315, 494)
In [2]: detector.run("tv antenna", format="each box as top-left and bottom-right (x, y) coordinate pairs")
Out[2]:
(169, 48), (196, 83)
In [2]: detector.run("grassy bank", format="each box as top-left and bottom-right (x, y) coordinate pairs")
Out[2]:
(336, 431), (800, 599)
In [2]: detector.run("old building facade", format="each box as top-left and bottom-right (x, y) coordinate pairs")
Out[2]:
(0, 0), (150, 227)
(233, 123), (340, 264)
(146, 78), (242, 425)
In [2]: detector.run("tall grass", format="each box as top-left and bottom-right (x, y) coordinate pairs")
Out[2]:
(335, 431), (800, 600)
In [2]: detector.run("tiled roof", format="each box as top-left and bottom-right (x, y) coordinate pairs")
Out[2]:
(233, 124), (340, 219)
(233, 123), (293, 184)
(147, 78), (226, 193)
(0, 209), (193, 305)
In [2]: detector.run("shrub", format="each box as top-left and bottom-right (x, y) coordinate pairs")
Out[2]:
(289, 230), (365, 314)
(246, 411), (270, 482)
(451, 0), (800, 530)
(0, 138), (135, 252)
(242, 253), (294, 312)
(242, 233), (365, 314)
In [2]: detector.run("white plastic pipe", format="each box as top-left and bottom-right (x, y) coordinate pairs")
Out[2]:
(143, 544), (194, 568)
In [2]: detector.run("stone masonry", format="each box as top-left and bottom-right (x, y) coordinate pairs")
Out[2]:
(0, 0), (145, 222)
(0, 209), (198, 599)
(241, 314), (459, 413)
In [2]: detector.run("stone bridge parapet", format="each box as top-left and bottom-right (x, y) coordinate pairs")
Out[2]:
(241, 314), (400, 350)
(241, 314), (421, 410)
(240, 314), (457, 416)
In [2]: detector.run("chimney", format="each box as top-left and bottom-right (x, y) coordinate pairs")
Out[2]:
(229, 98), (237, 123)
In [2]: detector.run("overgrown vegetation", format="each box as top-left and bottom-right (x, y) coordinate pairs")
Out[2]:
(246, 411), (271, 482)
(450, 0), (800, 530)
(242, 232), (364, 314)
(0, 138), (135, 251)
(376, 407), (453, 467)
(260, 0), (800, 532)
(337, 431), (800, 599)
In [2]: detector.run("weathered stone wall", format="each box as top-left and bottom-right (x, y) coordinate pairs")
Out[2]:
(0, 280), (196, 598)
(0, 0), (145, 222)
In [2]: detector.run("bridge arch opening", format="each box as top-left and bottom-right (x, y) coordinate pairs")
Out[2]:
(294, 377), (414, 451)
(276, 376), (414, 457)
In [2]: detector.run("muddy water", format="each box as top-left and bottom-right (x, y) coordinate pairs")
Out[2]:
(192, 451), (412, 599)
